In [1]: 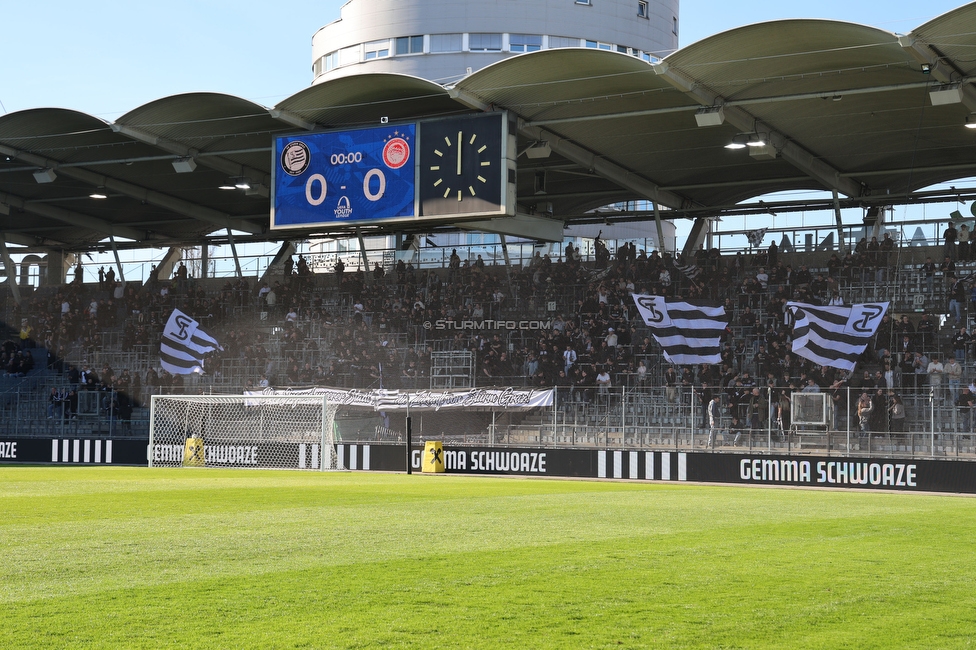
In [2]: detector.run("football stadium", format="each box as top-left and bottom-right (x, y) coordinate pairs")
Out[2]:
(3, 0), (976, 646)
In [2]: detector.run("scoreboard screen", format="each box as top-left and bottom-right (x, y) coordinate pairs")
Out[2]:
(272, 123), (417, 229)
(271, 113), (512, 230)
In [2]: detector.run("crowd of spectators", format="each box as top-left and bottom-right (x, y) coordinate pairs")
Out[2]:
(4, 228), (976, 439)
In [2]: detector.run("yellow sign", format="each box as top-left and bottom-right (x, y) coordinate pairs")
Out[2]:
(183, 437), (205, 467)
(422, 441), (445, 473)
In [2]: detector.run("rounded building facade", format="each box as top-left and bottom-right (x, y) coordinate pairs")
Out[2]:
(312, 0), (680, 84)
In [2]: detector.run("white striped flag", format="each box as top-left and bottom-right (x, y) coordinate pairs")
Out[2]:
(633, 295), (727, 365)
(160, 309), (223, 375)
(746, 227), (768, 248)
(786, 301), (889, 371)
(673, 261), (702, 282)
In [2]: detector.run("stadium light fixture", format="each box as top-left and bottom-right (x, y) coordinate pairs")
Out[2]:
(930, 84), (963, 106)
(749, 143), (777, 160)
(33, 168), (57, 183)
(171, 157), (197, 173)
(89, 190), (108, 199)
(694, 106), (725, 127)
(725, 133), (765, 149)
(724, 134), (748, 150)
(524, 141), (552, 159)
(746, 133), (766, 147)
(234, 177), (252, 190)
(965, 114), (976, 129)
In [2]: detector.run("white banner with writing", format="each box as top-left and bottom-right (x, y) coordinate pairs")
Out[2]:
(245, 386), (554, 411)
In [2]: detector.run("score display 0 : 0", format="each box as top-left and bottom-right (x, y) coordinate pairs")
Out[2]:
(304, 169), (388, 206)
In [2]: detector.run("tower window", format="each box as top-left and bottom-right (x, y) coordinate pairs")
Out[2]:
(430, 33), (463, 52)
(323, 50), (340, 71)
(510, 34), (542, 52)
(395, 35), (424, 55)
(549, 36), (581, 48)
(638, 1), (648, 17)
(469, 33), (503, 52)
(365, 39), (391, 60)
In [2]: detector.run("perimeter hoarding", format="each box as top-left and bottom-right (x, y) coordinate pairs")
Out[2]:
(7, 436), (973, 494)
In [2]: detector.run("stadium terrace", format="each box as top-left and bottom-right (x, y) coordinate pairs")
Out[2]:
(3, 3), (976, 491)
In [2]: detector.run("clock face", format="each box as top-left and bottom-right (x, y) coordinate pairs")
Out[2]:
(429, 129), (491, 202)
(419, 113), (505, 218)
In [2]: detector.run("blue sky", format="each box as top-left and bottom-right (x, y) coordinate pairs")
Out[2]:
(0, 0), (968, 120)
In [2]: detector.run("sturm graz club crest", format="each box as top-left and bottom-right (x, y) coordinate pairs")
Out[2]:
(846, 303), (886, 335)
(280, 141), (310, 176)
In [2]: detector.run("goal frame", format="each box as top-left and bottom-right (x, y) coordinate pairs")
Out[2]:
(790, 391), (830, 434)
(148, 393), (338, 470)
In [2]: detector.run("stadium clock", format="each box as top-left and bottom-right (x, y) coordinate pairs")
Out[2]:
(419, 113), (507, 218)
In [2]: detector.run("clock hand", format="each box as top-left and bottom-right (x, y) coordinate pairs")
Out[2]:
(457, 131), (462, 176)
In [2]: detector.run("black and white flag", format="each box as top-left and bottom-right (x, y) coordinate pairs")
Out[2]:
(633, 295), (727, 365)
(160, 309), (223, 375)
(746, 227), (768, 248)
(675, 263), (701, 282)
(786, 301), (889, 371)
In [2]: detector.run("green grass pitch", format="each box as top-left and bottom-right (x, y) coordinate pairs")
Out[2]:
(2, 467), (975, 649)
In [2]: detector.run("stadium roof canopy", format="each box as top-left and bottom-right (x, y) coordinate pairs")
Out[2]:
(3, 3), (976, 252)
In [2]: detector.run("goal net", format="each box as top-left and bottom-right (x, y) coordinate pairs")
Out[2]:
(790, 392), (829, 429)
(149, 394), (340, 470)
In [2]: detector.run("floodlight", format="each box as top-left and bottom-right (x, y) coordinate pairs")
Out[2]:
(694, 106), (725, 127)
(930, 84), (963, 106)
(33, 168), (57, 183)
(525, 141), (552, 159)
(749, 144), (777, 160)
(172, 157), (197, 173)
(724, 134), (748, 150)
(725, 133), (765, 150)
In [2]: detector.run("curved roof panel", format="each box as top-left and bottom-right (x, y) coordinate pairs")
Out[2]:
(5, 9), (976, 250)
(277, 73), (460, 128)
(913, 3), (976, 75)
(665, 20), (910, 100)
(116, 93), (283, 144)
(456, 48), (679, 123)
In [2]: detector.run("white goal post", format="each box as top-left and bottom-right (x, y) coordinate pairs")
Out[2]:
(148, 394), (341, 470)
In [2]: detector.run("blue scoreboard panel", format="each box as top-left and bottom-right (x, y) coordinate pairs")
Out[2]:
(272, 113), (512, 230)
(271, 123), (417, 229)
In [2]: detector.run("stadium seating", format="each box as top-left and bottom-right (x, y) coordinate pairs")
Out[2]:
(1, 239), (974, 457)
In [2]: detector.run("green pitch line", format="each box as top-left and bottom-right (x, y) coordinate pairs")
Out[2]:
(2, 467), (975, 649)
